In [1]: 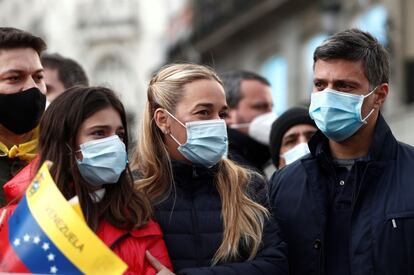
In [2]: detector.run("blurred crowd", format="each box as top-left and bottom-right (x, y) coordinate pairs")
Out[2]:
(1, 26), (414, 275)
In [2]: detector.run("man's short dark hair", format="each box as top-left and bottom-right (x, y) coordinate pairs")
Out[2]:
(220, 70), (271, 108)
(0, 27), (46, 55)
(314, 28), (389, 88)
(41, 53), (89, 88)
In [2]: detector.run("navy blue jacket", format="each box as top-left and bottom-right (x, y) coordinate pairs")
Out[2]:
(154, 160), (288, 275)
(269, 114), (414, 275)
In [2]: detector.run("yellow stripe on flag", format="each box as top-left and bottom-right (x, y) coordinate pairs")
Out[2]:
(68, 196), (85, 221)
(25, 162), (128, 275)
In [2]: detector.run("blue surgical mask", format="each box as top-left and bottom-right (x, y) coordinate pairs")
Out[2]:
(165, 110), (228, 168)
(281, 142), (310, 165)
(309, 87), (377, 142)
(76, 135), (128, 186)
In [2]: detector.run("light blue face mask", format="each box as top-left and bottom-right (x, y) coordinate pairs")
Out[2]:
(309, 87), (377, 142)
(281, 142), (310, 166)
(76, 135), (128, 186)
(165, 110), (228, 168)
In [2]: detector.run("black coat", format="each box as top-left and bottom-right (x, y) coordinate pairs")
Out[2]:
(269, 113), (414, 275)
(154, 160), (288, 274)
(227, 128), (270, 174)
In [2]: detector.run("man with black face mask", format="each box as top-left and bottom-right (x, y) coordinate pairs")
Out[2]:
(0, 27), (47, 206)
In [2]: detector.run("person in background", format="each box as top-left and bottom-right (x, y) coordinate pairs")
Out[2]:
(220, 70), (275, 173)
(0, 86), (172, 274)
(41, 52), (89, 103)
(132, 63), (287, 274)
(270, 29), (414, 274)
(269, 107), (316, 169)
(0, 27), (47, 206)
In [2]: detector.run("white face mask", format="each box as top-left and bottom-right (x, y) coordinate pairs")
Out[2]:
(45, 100), (51, 109)
(248, 112), (277, 145)
(281, 142), (310, 165)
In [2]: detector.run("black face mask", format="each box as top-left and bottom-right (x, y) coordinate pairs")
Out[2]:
(0, 87), (46, 134)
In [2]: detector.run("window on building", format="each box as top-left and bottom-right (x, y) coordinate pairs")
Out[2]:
(352, 4), (388, 45)
(261, 55), (287, 115)
(304, 33), (329, 95)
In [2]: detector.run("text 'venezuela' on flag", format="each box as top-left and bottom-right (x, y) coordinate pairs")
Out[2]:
(0, 161), (128, 274)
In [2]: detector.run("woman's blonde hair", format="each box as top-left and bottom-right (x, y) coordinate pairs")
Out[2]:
(132, 63), (269, 264)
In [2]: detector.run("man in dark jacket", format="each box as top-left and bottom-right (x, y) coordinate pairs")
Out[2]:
(221, 70), (274, 173)
(270, 28), (414, 274)
(0, 28), (47, 206)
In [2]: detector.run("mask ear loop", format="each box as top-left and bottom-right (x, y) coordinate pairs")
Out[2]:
(163, 109), (187, 146)
(229, 123), (250, 129)
(361, 85), (379, 123)
(65, 143), (74, 155)
(66, 143), (83, 162)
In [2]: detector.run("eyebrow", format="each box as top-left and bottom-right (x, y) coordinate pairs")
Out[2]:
(1, 68), (44, 75)
(86, 125), (124, 131)
(251, 101), (273, 107)
(313, 77), (360, 86)
(192, 102), (229, 111)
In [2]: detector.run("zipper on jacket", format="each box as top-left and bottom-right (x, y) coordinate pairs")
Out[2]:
(320, 245), (325, 275)
(351, 162), (367, 211)
(192, 166), (198, 178)
(190, 181), (202, 266)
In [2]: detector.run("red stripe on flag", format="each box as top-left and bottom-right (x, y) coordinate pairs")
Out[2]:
(0, 206), (30, 273)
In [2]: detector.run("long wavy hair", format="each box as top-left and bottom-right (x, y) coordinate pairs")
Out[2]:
(38, 86), (152, 231)
(131, 63), (269, 264)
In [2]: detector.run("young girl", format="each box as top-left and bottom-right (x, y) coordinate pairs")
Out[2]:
(0, 86), (172, 274)
(133, 64), (287, 274)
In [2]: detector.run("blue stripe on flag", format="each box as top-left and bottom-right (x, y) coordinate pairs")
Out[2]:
(8, 196), (82, 274)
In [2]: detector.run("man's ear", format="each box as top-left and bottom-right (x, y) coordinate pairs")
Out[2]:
(374, 83), (389, 108)
(154, 108), (170, 135)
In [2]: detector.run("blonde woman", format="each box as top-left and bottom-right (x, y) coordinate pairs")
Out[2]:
(132, 63), (287, 274)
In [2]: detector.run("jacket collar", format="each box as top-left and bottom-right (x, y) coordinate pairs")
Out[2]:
(227, 127), (270, 169)
(308, 112), (397, 162)
(171, 159), (218, 186)
(97, 219), (163, 248)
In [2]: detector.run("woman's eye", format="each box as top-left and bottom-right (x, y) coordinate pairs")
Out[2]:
(34, 74), (44, 81)
(198, 110), (209, 116)
(219, 112), (227, 119)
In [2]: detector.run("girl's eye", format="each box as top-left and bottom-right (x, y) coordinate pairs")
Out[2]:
(117, 132), (126, 141)
(91, 130), (105, 137)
